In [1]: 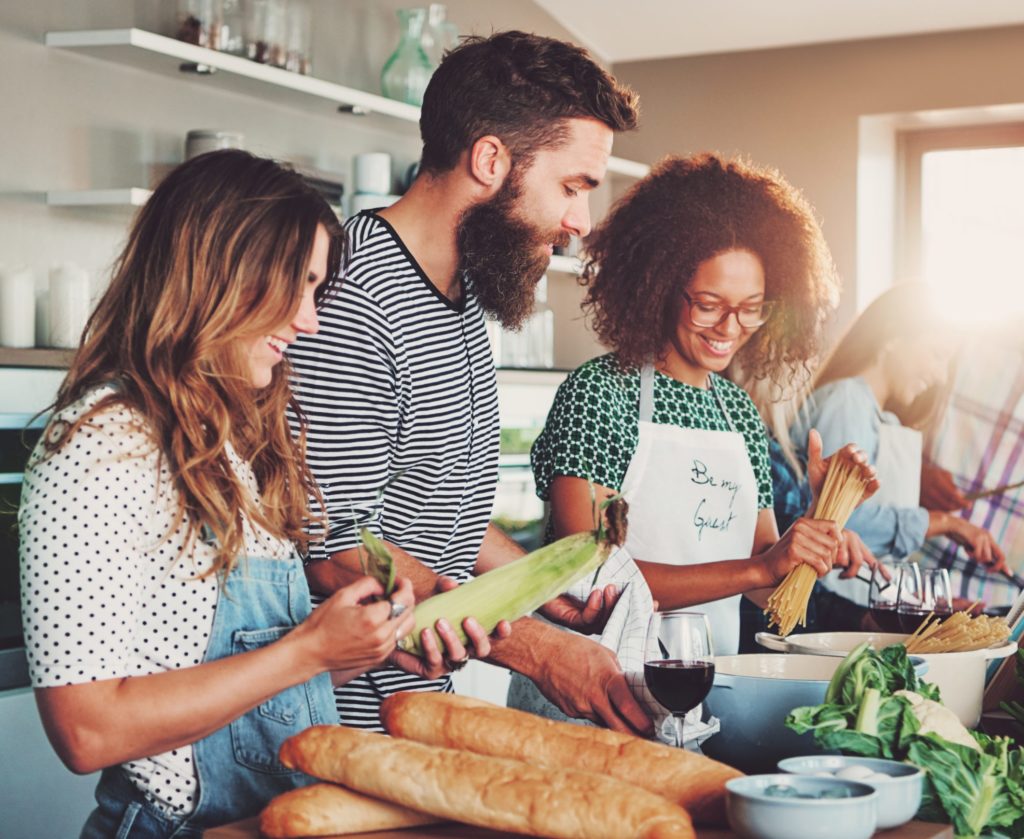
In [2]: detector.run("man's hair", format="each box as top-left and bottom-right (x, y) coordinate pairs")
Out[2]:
(418, 30), (639, 174)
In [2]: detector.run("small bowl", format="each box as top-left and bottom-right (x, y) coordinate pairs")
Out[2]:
(778, 755), (923, 829)
(726, 774), (878, 839)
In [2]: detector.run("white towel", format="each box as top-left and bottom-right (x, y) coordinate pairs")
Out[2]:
(564, 545), (720, 748)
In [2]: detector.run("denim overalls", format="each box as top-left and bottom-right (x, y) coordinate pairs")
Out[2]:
(80, 548), (337, 838)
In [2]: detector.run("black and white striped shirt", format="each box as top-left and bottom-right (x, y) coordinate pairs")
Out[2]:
(288, 211), (500, 729)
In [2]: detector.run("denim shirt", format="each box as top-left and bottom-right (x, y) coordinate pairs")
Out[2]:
(789, 377), (929, 558)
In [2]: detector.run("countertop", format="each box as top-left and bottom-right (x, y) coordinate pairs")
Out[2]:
(205, 817), (953, 838)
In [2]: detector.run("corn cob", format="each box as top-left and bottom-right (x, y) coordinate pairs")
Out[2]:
(398, 497), (628, 657)
(359, 527), (396, 596)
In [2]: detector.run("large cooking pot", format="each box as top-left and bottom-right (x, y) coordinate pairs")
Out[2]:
(756, 631), (1017, 728)
(702, 654), (928, 774)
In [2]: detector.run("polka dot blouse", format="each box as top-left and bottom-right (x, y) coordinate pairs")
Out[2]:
(18, 384), (295, 817)
(531, 353), (773, 507)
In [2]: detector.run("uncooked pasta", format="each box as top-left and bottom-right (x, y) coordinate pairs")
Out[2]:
(765, 456), (870, 636)
(903, 610), (1011, 653)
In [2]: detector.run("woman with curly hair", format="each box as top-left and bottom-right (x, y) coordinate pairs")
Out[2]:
(19, 150), (484, 837)
(529, 152), (876, 657)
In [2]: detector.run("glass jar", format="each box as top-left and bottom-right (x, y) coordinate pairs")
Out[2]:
(176, 0), (216, 46)
(421, 4), (458, 68)
(284, 0), (313, 74)
(211, 0), (244, 54)
(380, 8), (433, 106)
(245, 0), (287, 67)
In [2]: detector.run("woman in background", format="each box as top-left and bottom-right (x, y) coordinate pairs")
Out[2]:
(20, 150), (487, 838)
(789, 282), (1007, 619)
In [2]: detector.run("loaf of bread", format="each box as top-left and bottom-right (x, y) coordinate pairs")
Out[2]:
(279, 725), (695, 839)
(380, 691), (741, 825)
(259, 782), (441, 838)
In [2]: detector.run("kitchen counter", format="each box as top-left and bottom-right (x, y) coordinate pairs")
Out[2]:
(205, 817), (953, 838)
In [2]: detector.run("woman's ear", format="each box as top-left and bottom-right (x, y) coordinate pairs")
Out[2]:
(467, 135), (512, 195)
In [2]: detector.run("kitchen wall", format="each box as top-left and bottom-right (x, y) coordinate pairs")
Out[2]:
(0, 0), (624, 374)
(0, 5), (617, 837)
(612, 23), (1024, 327)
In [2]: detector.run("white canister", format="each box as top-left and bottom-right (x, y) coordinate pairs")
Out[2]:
(185, 130), (245, 160)
(353, 152), (392, 195)
(48, 263), (92, 349)
(0, 266), (36, 348)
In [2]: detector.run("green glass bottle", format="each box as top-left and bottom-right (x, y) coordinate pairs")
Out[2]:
(380, 8), (433, 106)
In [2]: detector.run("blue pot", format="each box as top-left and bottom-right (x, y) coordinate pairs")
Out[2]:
(702, 654), (926, 773)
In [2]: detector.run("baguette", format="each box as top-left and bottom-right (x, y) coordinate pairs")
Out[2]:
(259, 782), (441, 838)
(279, 725), (695, 839)
(380, 691), (741, 825)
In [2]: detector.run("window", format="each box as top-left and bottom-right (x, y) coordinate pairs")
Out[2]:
(899, 124), (1024, 322)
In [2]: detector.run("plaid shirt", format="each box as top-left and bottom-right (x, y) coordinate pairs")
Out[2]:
(907, 329), (1024, 607)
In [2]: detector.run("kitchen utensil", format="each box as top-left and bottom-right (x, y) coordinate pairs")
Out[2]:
(0, 266), (36, 348)
(185, 129), (244, 159)
(702, 653), (928, 773)
(754, 630), (1016, 727)
(726, 774), (878, 839)
(353, 153), (392, 195)
(778, 755), (923, 830)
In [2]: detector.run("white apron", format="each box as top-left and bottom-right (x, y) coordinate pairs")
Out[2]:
(619, 365), (760, 655)
(817, 414), (922, 606)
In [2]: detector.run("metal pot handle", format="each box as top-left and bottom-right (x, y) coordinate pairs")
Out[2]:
(755, 632), (791, 652)
(984, 641), (1019, 661)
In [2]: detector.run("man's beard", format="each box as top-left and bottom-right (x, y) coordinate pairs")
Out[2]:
(455, 174), (569, 330)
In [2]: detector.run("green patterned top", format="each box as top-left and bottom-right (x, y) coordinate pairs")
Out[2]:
(531, 353), (773, 508)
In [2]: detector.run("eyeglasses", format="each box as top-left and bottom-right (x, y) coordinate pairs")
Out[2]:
(681, 292), (775, 329)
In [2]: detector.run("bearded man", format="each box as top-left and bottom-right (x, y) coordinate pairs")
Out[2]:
(287, 30), (649, 733)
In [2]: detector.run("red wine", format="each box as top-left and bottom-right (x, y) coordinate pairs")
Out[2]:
(869, 605), (902, 633)
(898, 607), (951, 634)
(644, 659), (715, 715)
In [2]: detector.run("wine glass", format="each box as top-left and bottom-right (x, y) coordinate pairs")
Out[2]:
(923, 567), (954, 620)
(868, 561), (921, 634)
(897, 563), (946, 633)
(644, 611), (714, 748)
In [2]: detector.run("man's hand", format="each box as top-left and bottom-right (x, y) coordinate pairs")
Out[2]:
(920, 463), (967, 512)
(538, 584), (621, 634)
(388, 575), (512, 680)
(531, 634), (653, 736)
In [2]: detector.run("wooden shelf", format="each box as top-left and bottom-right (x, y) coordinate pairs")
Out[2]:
(0, 348), (75, 368)
(44, 28), (650, 179)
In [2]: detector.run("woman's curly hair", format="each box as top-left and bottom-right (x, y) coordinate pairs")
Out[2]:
(582, 152), (839, 388)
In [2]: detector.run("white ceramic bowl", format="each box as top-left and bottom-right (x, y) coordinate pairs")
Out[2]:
(756, 631), (1016, 727)
(778, 755), (923, 829)
(726, 774), (878, 839)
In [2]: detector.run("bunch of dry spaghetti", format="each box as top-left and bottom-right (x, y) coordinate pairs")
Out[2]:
(765, 456), (871, 636)
(903, 610), (1011, 653)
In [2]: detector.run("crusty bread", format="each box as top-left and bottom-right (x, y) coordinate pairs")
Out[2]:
(380, 691), (741, 825)
(279, 725), (694, 839)
(259, 782), (440, 838)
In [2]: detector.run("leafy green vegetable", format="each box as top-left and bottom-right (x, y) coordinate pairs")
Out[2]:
(358, 527), (396, 597)
(785, 643), (1024, 837)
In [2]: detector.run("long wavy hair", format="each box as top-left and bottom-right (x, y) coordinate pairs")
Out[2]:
(43, 150), (345, 577)
(813, 282), (954, 430)
(582, 153), (839, 389)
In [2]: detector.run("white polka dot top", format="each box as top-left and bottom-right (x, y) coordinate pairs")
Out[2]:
(19, 384), (295, 817)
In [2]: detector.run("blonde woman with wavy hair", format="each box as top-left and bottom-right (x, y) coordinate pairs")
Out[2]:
(17, 150), (471, 838)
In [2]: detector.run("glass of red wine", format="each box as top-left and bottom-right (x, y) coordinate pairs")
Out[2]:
(868, 561), (921, 633)
(897, 567), (953, 633)
(643, 611), (714, 748)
